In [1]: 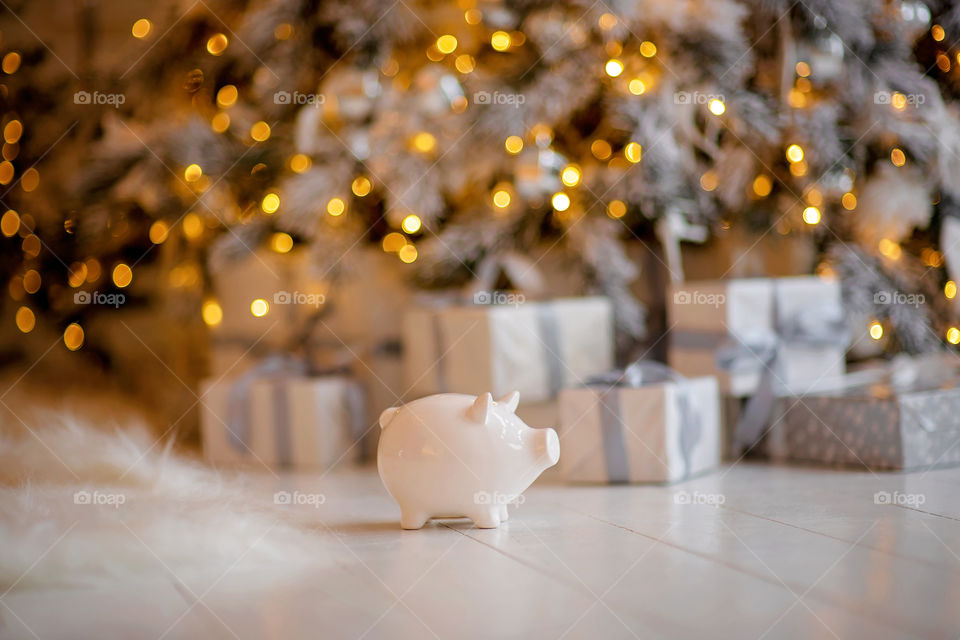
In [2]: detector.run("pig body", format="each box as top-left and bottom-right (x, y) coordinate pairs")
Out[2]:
(377, 391), (560, 529)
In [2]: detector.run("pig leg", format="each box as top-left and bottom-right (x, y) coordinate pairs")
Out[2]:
(400, 510), (430, 530)
(470, 507), (501, 529)
(499, 505), (509, 522)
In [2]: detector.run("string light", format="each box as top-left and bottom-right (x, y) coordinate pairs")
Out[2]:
(149, 220), (169, 244)
(948, 327), (960, 345)
(504, 135), (524, 154)
(270, 232), (294, 253)
(891, 148), (906, 167)
(598, 13), (618, 30)
(492, 189), (511, 208)
(182, 213), (204, 239)
(211, 112), (230, 133)
(382, 232), (406, 253)
(290, 154), (311, 173)
(250, 121), (271, 142)
(112, 263), (133, 288)
(22, 234), (40, 257)
(869, 321), (883, 340)
(628, 79), (646, 95)
(591, 140), (612, 160)
(398, 244), (418, 263)
(412, 132), (436, 153)
(464, 9), (482, 25)
(207, 34), (229, 56)
(23, 269), (40, 294)
(786, 144), (804, 163)
(327, 197), (346, 216)
(132, 18), (152, 38)
(878, 238), (902, 259)
(789, 160), (808, 177)
(752, 175), (773, 197)
(250, 299), (269, 317)
(352, 176), (372, 196)
(15, 306), (34, 333)
(795, 61), (811, 77)
(605, 59), (624, 77)
(802, 206), (821, 225)
(63, 323), (84, 351)
(401, 214), (422, 233)
(700, 171), (718, 191)
(4, 120), (22, 144)
(454, 54), (475, 74)
(805, 189), (823, 207)
(67, 262), (87, 287)
(708, 99), (725, 115)
(436, 35), (458, 54)
(0, 161), (13, 184)
(891, 92), (907, 111)
(607, 200), (627, 219)
(946, 280), (957, 299)
(932, 24), (945, 41)
(491, 31), (511, 51)
(274, 23), (293, 40)
(261, 193), (280, 214)
(561, 165), (581, 187)
(639, 41), (657, 57)
(21, 168), (38, 192)
(202, 299), (223, 326)
(1, 209), (19, 236)
(841, 192), (857, 210)
(184, 164), (202, 182)
(551, 193), (570, 211)
(624, 142), (642, 163)
(216, 85), (238, 108)
(2, 52), (21, 74)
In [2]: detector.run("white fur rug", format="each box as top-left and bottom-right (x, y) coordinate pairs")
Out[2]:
(0, 410), (331, 591)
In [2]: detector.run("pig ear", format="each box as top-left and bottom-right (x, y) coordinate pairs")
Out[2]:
(497, 391), (520, 413)
(466, 392), (493, 424)
(379, 407), (400, 430)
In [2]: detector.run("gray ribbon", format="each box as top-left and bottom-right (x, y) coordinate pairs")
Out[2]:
(226, 355), (307, 466)
(585, 361), (703, 481)
(536, 304), (565, 397)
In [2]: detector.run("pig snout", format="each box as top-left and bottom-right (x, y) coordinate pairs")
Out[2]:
(536, 427), (561, 468)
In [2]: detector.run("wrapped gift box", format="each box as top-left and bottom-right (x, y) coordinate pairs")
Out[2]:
(558, 373), (721, 483)
(767, 381), (960, 471)
(668, 276), (847, 397)
(403, 297), (614, 403)
(200, 369), (367, 469)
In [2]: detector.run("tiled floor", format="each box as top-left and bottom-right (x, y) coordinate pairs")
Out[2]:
(3, 463), (958, 639)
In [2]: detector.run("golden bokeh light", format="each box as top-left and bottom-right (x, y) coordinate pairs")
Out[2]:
(250, 298), (269, 317)
(398, 244), (418, 263)
(202, 299), (223, 326)
(132, 18), (152, 38)
(401, 214), (422, 233)
(261, 193), (280, 214)
(352, 176), (372, 196)
(207, 34), (229, 55)
(64, 323), (84, 351)
(15, 306), (35, 333)
(112, 263), (133, 288)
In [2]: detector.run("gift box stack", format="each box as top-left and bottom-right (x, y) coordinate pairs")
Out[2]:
(667, 276), (849, 457)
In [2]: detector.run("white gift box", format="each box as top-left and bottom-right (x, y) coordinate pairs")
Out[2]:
(668, 276), (847, 397)
(558, 375), (721, 483)
(200, 373), (366, 469)
(403, 297), (614, 403)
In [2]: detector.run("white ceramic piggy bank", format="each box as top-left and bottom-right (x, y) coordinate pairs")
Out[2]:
(377, 391), (560, 529)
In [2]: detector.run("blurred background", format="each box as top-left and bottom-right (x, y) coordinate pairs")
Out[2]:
(1, 0), (959, 449)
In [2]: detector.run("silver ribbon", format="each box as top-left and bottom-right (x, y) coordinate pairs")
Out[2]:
(535, 304), (564, 397)
(585, 361), (703, 481)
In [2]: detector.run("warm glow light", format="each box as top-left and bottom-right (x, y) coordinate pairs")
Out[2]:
(182, 213), (204, 239)
(464, 9), (482, 25)
(932, 25), (945, 41)
(708, 99), (725, 115)
(505, 135), (524, 154)
(639, 41), (657, 57)
(454, 54), (475, 74)
(591, 139), (612, 160)
(878, 238), (902, 260)
(700, 171), (718, 191)
(551, 192), (570, 211)
(891, 92), (907, 110)
(842, 192), (857, 210)
(274, 23), (293, 40)
(752, 175), (773, 197)
(2, 52), (21, 74)
(207, 33), (229, 55)
(21, 168), (38, 192)
(15, 306), (35, 333)
(149, 220), (169, 244)
(0, 161), (13, 184)
(624, 142), (642, 163)
(628, 79), (646, 95)
(493, 190), (511, 208)
(202, 299), (223, 326)
(436, 35), (458, 54)
(251, 299), (269, 317)
(23, 269), (40, 294)
(262, 193), (280, 214)
(327, 197), (346, 216)
(132, 18), (152, 38)
(789, 160), (808, 177)
(561, 165), (581, 187)
(270, 232), (294, 253)
(607, 200), (627, 219)
(401, 214), (422, 233)
(412, 132), (436, 153)
(869, 322), (883, 340)
(217, 85), (238, 108)
(806, 189), (823, 207)
(891, 148), (906, 167)
(4, 120), (22, 144)
(786, 144), (804, 163)
(211, 112), (230, 132)
(382, 232), (406, 253)
(605, 59), (624, 77)
(491, 31), (511, 51)
(802, 206), (821, 225)
(795, 61), (811, 77)
(598, 13), (618, 30)
(948, 327), (960, 345)
(946, 280), (957, 299)
(250, 121), (271, 142)
(0, 209), (19, 236)
(352, 176), (372, 196)
(290, 154), (311, 173)
(112, 263), (133, 288)
(184, 164), (202, 182)
(398, 244), (418, 263)
(64, 323), (84, 351)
